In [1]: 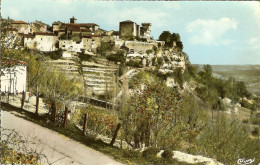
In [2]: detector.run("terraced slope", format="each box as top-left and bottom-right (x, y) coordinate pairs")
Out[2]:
(47, 57), (119, 97)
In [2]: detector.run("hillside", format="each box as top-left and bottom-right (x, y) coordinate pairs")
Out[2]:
(196, 64), (260, 95)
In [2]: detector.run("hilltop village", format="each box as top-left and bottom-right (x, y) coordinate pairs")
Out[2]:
(5, 16), (187, 96)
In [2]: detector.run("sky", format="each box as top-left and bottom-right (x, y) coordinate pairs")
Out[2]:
(2, 0), (260, 65)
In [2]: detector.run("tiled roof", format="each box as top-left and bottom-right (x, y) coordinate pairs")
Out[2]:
(81, 29), (91, 32)
(24, 34), (35, 38)
(2, 59), (28, 65)
(67, 24), (81, 31)
(12, 21), (28, 24)
(81, 34), (100, 38)
(78, 23), (98, 26)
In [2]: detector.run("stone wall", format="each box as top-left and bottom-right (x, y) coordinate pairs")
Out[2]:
(125, 41), (154, 53)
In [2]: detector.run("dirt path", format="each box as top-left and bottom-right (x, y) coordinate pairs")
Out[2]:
(2, 110), (123, 165)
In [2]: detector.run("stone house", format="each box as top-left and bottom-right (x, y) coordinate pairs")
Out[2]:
(52, 17), (99, 38)
(34, 32), (58, 52)
(11, 21), (30, 34)
(24, 32), (58, 52)
(1, 60), (27, 93)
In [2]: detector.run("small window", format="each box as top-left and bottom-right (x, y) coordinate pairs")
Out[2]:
(41, 38), (43, 40)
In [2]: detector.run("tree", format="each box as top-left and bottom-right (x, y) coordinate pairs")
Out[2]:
(121, 81), (181, 148)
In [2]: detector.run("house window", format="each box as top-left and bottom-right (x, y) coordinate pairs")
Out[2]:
(41, 38), (43, 40)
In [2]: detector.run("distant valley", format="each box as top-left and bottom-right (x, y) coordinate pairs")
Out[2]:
(196, 64), (260, 95)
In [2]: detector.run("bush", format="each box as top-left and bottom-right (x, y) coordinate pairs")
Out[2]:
(122, 150), (140, 159)
(195, 116), (260, 164)
(250, 118), (260, 125)
(161, 149), (173, 159)
(78, 53), (92, 61)
(44, 49), (62, 60)
(252, 127), (259, 136)
(240, 100), (257, 111)
(97, 41), (114, 56)
(126, 59), (142, 68)
(142, 147), (160, 159)
(106, 50), (125, 63)
(157, 57), (163, 65)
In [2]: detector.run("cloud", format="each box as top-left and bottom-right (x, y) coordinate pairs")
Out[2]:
(247, 37), (260, 49)
(186, 17), (238, 46)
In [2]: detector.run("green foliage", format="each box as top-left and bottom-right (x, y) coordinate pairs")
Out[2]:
(195, 116), (260, 164)
(126, 59), (142, 68)
(74, 106), (118, 137)
(44, 49), (62, 60)
(157, 57), (163, 65)
(161, 149), (173, 160)
(158, 31), (183, 50)
(78, 53), (93, 61)
(142, 147), (160, 159)
(146, 49), (153, 54)
(240, 100), (257, 111)
(122, 150), (140, 159)
(173, 68), (184, 89)
(176, 41), (183, 51)
(195, 64), (250, 108)
(252, 127), (259, 136)
(97, 41), (114, 56)
(249, 118), (260, 125)
(106, 50), (125, 63)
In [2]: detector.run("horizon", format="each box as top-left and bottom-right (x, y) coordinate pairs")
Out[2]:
(2, 0), (260, 65)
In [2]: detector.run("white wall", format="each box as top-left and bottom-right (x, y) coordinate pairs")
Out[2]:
(1, 65), (27, 93)
(59, 40), (83, 53)
(35, 35), (58, 52)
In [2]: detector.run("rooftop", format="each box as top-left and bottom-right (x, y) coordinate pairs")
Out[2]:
(12, 21), (28, 24)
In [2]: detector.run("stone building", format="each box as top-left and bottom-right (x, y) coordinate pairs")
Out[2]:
(11, 21), (30, 34)
(24, 32), (58, 52)
(52, 17), (99, 38)
(119, 20), (139, 38)
(140, 23), (152, 39)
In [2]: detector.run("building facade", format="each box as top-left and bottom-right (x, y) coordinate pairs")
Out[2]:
(1, 60), (27, 93)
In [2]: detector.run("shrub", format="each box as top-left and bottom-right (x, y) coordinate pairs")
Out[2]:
(250, 118), (260, 125)
(78, 53), (92, 61)
(161, 149), (173, 159)
(195, 116), (260, 164)
(97, 41), (114, 56)
(146, 49), (153, 54)
(157, 57), (163, 65)
(142, 147), (160, 159)
(122, 150), (140, 159)
(240, 100), (257, 111)
(126, 59), (142, 68)
(252, 127), (259, 136)
(106, 50), (125, 63)
(44, 49), (62, 60)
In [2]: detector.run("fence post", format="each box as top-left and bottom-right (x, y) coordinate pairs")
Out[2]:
(63, 106), (68, 127)
(110, 123), (121, 146)
(83, 113), (87, 135)
(21, 90), (25, 109)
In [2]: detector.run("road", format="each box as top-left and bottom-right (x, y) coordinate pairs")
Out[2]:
(2, 110), (123, 165)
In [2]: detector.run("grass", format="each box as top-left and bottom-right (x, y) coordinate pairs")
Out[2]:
(1, 102), (202, 165)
